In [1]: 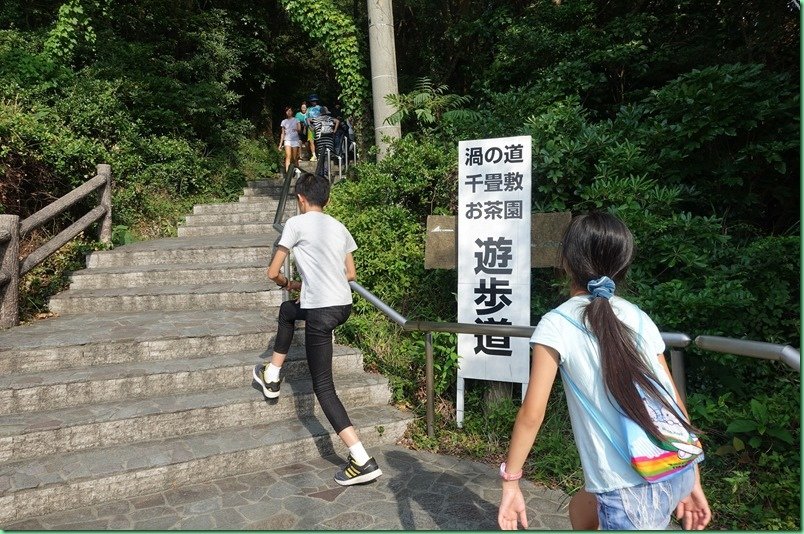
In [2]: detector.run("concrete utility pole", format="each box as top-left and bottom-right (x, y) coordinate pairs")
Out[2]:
(367, 0), (401, 160)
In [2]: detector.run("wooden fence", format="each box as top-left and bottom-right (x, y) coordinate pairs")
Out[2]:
(0, 163), (112, 328)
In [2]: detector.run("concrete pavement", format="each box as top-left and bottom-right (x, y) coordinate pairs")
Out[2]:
(3, 444), (572, 530)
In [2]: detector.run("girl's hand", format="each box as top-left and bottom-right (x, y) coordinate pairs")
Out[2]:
(674, 482), (711, 530)
(498, 482), (528, 530)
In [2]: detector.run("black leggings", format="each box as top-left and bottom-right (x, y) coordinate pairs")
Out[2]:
(274, 300), (353, 433)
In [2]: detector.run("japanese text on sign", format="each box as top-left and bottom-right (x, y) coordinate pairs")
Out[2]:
(457, 135), (531, 389)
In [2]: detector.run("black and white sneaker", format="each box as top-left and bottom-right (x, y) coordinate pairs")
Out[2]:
(252, 363), (281, 399)
(334, 455), (382, 486)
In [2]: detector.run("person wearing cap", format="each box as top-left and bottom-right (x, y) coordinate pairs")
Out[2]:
(295, 102), (312, 161)
(306, 95), (323, 162)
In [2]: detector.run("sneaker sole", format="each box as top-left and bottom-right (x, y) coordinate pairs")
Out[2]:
(252, 365), (280, 399)
(334, 468), (383, 486)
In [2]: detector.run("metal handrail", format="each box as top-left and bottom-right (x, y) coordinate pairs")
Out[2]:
(273, 163), (298, 234)
(695, 335), (800, 372)
(272, 174), (800, 439)
(351, 280), (799, 436)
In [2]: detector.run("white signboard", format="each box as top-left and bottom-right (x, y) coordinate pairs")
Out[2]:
(456, 135), (532, 426)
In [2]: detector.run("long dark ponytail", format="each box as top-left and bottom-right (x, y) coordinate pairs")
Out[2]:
(561, 212), (699, 442)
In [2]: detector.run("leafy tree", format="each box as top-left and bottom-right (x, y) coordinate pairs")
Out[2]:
(384, 77), (479, 138)
(277, 0), (368, 116)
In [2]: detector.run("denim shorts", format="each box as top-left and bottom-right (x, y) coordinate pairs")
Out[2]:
(596, 467), (695, 530)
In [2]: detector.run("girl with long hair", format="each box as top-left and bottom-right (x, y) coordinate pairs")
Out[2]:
(498, 212), (711, 530)
(277, 106), (301, 171)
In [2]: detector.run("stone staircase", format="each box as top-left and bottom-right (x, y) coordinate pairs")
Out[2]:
(0, 175), (413, 527)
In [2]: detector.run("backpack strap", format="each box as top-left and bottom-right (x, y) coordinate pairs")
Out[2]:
(547, 306), (690, 450)
(547, 309), (632, 463)
(558, 361), (631, 463)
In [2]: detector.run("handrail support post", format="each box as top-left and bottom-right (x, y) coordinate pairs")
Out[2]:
(669, 348), (687, 404)
(425, 331), (435, 438)
(0, 215), (20, 329)
(98, 164), (112, 244)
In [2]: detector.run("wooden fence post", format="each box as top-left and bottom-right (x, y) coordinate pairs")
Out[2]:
(98, 163), (112, 244)
(0, 214), (20, 329)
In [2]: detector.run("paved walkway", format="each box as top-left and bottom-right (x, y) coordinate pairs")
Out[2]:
(5, 445), (572, 530)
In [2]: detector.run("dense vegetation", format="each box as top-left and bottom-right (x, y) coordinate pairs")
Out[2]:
(1, 0), (799, 529)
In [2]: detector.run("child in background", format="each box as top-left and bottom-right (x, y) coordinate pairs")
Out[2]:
(295, 103), (309, 161)
(252, 172), (382, 486)
(497, 212), (711, 530)
(277, 106), (301, 172)
(305, 95), (322, 162)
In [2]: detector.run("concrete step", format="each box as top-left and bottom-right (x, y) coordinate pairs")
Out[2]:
(178, 223), (283, 238)
(0, 404), (413, 525)
(48, 282), (282, 315)
(0, 345), (362, 417)
(68, 262), (268, 290)
(0, 310), (283, 375)
(192, 200), (283, 215)
(183, 211), (286, 226)
(0, 370), (384, 462)
(246, 180), (286, 190)
(242, 186), (287, 197)
(86, 235), (276, 268)
(239, 195), (293, 203)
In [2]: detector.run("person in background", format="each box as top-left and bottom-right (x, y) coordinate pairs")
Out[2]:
(345, 116), (355, 157)
(309, 106), (338, 178)
(330, 100), (347, 158)
(295, 102), (310, 161)
(497, 212), (711, 531)
(305, 94), (323, 162)
(252, 172), (383, 486)
(277, 106), (301, 172)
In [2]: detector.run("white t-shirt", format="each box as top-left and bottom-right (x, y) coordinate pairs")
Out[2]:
(278, 211), (357, 309)
(531, 295), (670, 493)
(281, 118), (301, 143)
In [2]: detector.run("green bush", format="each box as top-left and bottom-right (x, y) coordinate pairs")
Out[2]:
(18, 235), (107, 321)
(328, 136), (458, 319)
(686, 376), (800, 529)
(236, 137), (282, 184)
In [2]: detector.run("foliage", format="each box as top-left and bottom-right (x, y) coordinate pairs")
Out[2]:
(685, 376), (800, 529)
(514, 62), (798, 234)
(43, 0), (105, 65)
(277, 0), (368, 116)
(384, 77), (480, 138)
(110, 224), (133, 246)
(412, 332), (459, 396)
(0, 3), (289, 238)
(236, 137), (282, 185)
(18, 235), (107, 322)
